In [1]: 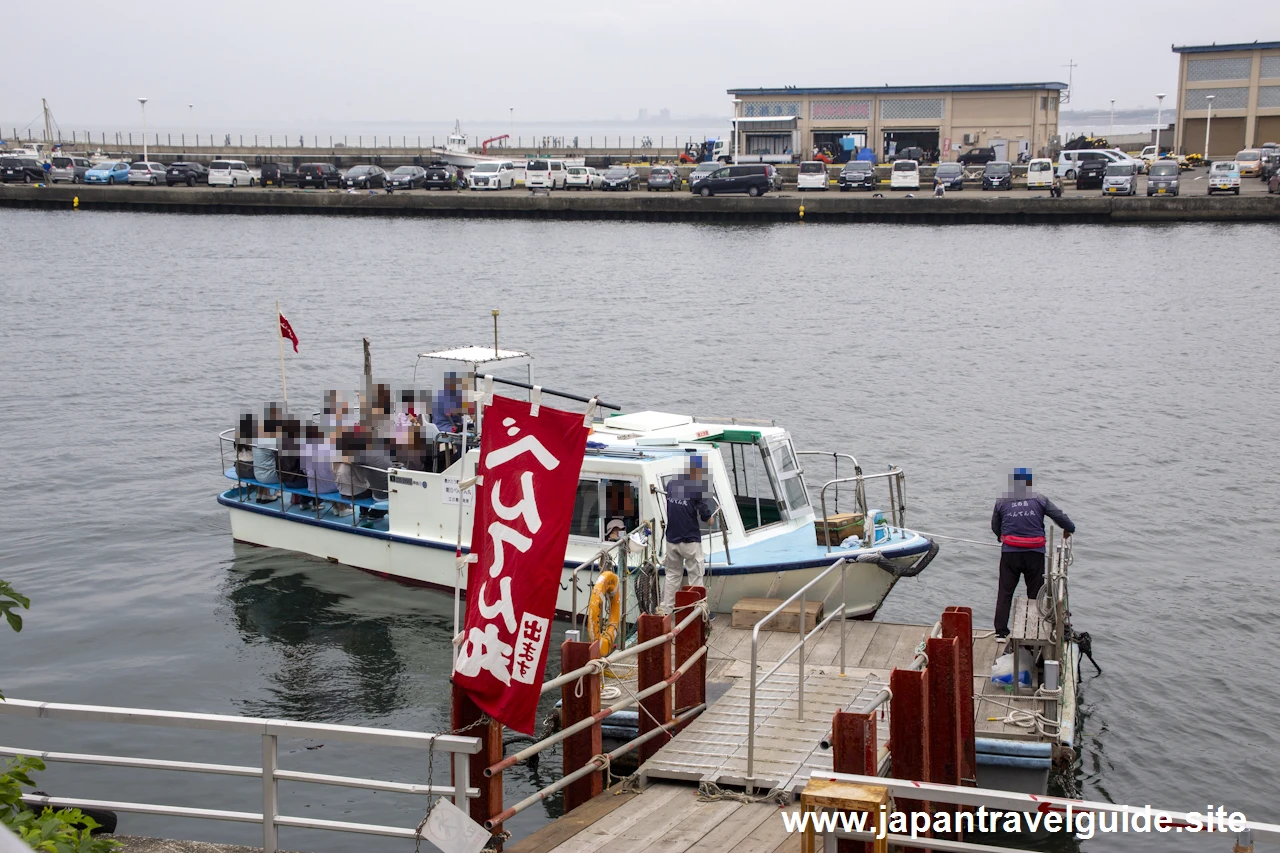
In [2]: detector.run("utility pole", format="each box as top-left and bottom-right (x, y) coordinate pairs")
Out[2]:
(1061, 59), (1078, 104)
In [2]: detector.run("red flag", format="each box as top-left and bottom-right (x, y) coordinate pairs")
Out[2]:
(453, 394), (591, 734)
(279, 313), (299, 353)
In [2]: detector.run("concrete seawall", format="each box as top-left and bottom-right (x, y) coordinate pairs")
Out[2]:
(2, 184), (1277, 224)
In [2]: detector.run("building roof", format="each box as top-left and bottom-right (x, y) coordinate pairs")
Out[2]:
(727, 83), (1067, 97)
(1172, 41), (1280, 54)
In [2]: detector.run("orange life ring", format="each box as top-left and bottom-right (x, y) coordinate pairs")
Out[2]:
(586, 571), (621, 656)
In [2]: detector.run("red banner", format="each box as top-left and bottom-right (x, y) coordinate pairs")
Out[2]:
(453, 394), (591, 734)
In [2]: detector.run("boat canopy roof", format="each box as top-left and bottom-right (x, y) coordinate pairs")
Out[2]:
(417, 346), (531, 369)
(591, 410), (786, 447)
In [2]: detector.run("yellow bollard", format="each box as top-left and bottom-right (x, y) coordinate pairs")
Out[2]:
(799, 204), (805, 220)
(73, 196), (79, 209)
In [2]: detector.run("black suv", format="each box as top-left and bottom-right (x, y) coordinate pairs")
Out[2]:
(1075, 159), (1107, 190)
(298, 163), (341, 189)
(838, 161), (876, 191)
(165, 162), (208, 186)
(424, 162), (459, 190)
(0, 157), (45, 183)
(690, 163), (770, 197)
(260, 162), (298, 187)
(957, 147), (997, 166)
(981, 161), (1013, 191)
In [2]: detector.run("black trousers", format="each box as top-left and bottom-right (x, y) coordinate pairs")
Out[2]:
(995, 550), (1046, 637)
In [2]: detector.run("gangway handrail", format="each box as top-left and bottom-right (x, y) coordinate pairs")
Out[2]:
(0, 698), (481, 853)
(745, 556), (850, 788)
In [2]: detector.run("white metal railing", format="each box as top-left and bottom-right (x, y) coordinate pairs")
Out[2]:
(0, 698), (481, 853)
(798, 455), (908, 553)
(746, 557), (852, 788)
(805, 771), (1280, 850)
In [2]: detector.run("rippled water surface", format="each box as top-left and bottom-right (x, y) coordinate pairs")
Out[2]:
(1, 209), (1278, 851)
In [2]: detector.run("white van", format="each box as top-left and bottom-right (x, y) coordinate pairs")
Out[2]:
(525, 159), (567, 190)
(1055, 149), (1119, 179)
(889, 159), (920, 190)
(1026, 158), (1054, 190)
(468, 161), (517, 190)
(796, 161), (830, 191)
(208, 160), (255, 188)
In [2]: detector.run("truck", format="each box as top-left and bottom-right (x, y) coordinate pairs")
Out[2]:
(679, 139), (732, 164)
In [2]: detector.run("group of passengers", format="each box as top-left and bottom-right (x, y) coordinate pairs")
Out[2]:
(233, 374), (472, 519)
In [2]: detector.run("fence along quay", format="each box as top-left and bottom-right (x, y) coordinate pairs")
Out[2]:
(9, 533), (1201, 853)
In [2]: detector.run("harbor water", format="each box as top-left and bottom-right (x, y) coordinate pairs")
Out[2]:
(1, 209), (1277, 851)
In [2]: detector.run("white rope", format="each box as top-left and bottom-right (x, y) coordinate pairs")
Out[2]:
(909, 529), (1001, 548)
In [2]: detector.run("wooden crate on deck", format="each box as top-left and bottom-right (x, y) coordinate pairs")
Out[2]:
(816, 512), (864, 546)
(732, 597), (824, 633)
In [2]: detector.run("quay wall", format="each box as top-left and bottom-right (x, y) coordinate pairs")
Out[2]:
(2, 184), (1277, 224)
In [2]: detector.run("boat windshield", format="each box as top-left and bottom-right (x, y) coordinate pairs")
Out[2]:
(712, 432), (809, 531)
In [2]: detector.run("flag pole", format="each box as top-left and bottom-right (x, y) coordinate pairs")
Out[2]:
(276, 301), (289, 408)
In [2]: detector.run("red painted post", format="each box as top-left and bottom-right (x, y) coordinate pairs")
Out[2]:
(926, 636), (961, 841)
(560, 638), (602, 812)
(451, 682), (503, 832)
(673, 587), (707, 715)
(637, 612), (673, 763)
(942, 606), (976, 785)
(889, 668), (930, 848)
(832, 711), (877, 853)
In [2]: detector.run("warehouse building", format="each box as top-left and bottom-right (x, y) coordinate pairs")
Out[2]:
(1171, 41), (1280, 157)
(725, 83), (1066, 163)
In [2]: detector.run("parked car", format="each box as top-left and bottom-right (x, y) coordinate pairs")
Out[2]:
(896, 146), (928, 164)
(1234, 149), (1263, 177)
(420, 162), (457, 190)
(525, 159), (567, 190)
(690, 163), (770, 197)
(796, 161), (830, 191)
(1207, 160), (1240, 195)
(342, 164), (387, 189)
(297, 162), (341, 189)
(1259, 149), (1280, 181)
(646, 165), (680, 191)
(1025, 158), (1053, 190)
(208, 160), (255, 188)
(1269, 169), (1280, 194)
(383, 165), (425, 191)
(1146, 161), (1180, 196)
(601, 166), (638, 191)
(469, 160), (518, 190)
(889, 159), (920, 190)
(165, 162), (208, 186)
(926, 162), (959, 192)
(981, 161), (1012, 191)
(838, 160), (877, 191)
(1056, 149), (1120, 179)
(127, 162), (167, 185)
(1104, 149), (1146, 175)
(957, 147), (997, 166)
(687, 161), (721, 189)
(1102, 162), (1139, 196)
(0, 157), (45, 183)
(84, 160), (132, 185)
(1075, 158), (1108, 189)
(50, 155), (92, 184)
(565, 166), (602, 190)
(260, 162), (298, 187)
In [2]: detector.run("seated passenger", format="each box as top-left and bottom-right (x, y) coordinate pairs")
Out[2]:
(358, 436), (393, 518)
(235, 413), (257, 483)
(278, 418), (307, 498)
(393, 429), (427, 472)
(333, 432), (372, 515)
(252, 413), (281, 502)
(301, 424), (338, 504)
(432, 373), (466, 432)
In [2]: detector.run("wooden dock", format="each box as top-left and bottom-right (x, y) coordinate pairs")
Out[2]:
(512, 617), (1057, 853)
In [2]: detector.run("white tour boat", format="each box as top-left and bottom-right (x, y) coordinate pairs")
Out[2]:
(217, 347), (937, 621)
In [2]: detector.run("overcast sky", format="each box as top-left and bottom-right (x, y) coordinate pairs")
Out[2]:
(4, 0), (1273, 134)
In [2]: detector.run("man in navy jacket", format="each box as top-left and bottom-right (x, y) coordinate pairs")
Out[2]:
(659, 456), (716, 615)
(991, 468), (1075, 640)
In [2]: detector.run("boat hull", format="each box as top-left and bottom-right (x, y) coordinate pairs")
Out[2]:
(221, 492), (908, 619)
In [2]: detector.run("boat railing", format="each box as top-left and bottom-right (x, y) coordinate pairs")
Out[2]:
(0, 697), (481, 853)
(805, 466), (907, 553)
(795, 450), (866, 517)
(745, 555), (852, 790)
(568, 516), (657, 646)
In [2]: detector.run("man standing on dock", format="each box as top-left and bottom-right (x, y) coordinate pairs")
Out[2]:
(659, 456), (716, 616)
(991, 468), (1075, 640)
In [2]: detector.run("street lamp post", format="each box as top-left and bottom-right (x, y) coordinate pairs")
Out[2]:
(509, 107), (513, 146)
(1154, 93), (1166, 158)
(1109, 99), (1115, 140)
(138, 97), (148, 162)
(189, 103), (193, 148)
(1204, 94), (1215, 162)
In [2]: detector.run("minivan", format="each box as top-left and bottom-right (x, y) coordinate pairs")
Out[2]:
(1102, 162), (1139, 195)
(690, 164), (770, 197)
(981, 161), (1012, 191)
(208, 160), (255, 188)
(889, 159), (919, 191)
(1146, 161), (1180, 196)
(525, 159), (567, 190)
(1056, 149), (1119, 179)
(1025, 158), (1054, 190)
(796, 161), (829, 191)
